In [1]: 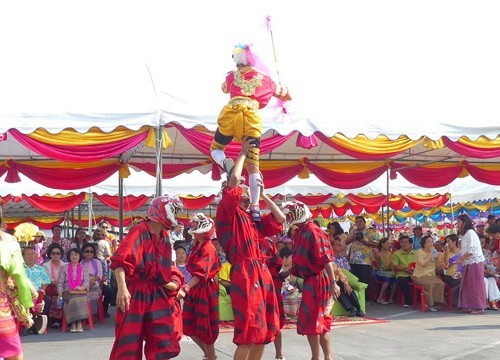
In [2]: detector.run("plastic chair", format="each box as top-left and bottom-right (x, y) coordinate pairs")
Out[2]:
(96, 294), (105, 323)
(410, 282), (426, 312)
(442, 284), (454, 311)
(61, 301), (94, 332)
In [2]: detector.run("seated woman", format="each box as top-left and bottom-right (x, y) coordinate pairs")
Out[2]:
(375, 237), (396, 304)
(80, 243), (103, 315)
(481, 235), (500, 310)
(441, 234), (462, 308)
(412, 235), (445, 312)
(57, 248), (90, 333)
(42, 243), (66, 328)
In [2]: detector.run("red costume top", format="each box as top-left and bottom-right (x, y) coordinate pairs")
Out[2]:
(186, 239), (221, 281)
(291, 221), (334, 279)
(109, 221), (183, 360)
(110, 221), (173, 285)
(216, 186), (282, 264)
(224, 67), (287, 109)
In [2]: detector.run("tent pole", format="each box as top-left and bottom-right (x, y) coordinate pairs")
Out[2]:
(155, 125), (163, 197)
(88, 191), (93, 238)
(71, 208), (75, 238)
(64, 211), (69, 238)
(78, 204), (82, 228)
(385, 169), (390, 237)
(450, 196), (455, 233)
(119, 174), (124, 241)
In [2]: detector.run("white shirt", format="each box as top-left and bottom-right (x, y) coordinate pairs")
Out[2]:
(460, 229), (485, 265)
(96, 239), (111, 260)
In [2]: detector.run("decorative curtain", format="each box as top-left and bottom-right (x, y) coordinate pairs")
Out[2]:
(180, 195), (216, 210)
(0, 160), (122, 189)
(93, 194), (150, 211)
(294, 194), (333, 206)
(130, 161), (211, 178)
(347, 194), (387, 213)
(331, 203), (349, 217)
(0, 195), (12, 205)
(9, 126), (159, 162)
(316, 133), (422, 160)
(307, 160), (388, 189)
(403, 194), (449, 210)
(174, 124), (296, 158)
(442, 136), (500, 159)
(465, 163), (500, 185)
(391, 162), (464, 187)
(4, 217), (64, 230)
(23, 193), (85, 213)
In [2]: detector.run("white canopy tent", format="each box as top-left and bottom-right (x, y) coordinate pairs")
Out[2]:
(1, 0), (499, 139)
(1, 1), (499, 232)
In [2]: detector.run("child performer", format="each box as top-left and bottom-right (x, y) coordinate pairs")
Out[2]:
(210, 43), (292, 222)
(177, 213), (221, 360)
(281, 201), (340, 360)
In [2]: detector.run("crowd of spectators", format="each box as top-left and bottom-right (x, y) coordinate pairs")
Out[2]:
(6, 212), (500, 344)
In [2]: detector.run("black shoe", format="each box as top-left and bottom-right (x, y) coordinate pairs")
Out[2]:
(105, 312), (111, 318)
(32, 315), (48, 334)
(356, 310), (365, 317)
(250, 209), (261, 222)
(51, 321), (60, 329)
(348, 309), (357, 317)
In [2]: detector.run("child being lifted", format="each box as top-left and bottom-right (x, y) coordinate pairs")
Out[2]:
(210, 43), (292, 222)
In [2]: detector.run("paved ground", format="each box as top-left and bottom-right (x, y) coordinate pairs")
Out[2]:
(20, 304), (500, 360)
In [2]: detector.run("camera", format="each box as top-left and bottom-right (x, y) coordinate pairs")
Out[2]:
(355, 232), (363, 241)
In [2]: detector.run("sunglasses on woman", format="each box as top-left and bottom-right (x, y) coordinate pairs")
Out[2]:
(84, 250), (95, 254)
(51, 252), (61, 255)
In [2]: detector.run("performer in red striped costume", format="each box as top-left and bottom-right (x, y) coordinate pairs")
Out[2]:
(109, 195), (184, 360)
(216, 137), (285, 360)
(178, 213), (221, 360)
(281, 201), (340, 360)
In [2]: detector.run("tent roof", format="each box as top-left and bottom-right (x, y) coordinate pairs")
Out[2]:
(1, 1), (499, 139)
(0, 1), (499, 214)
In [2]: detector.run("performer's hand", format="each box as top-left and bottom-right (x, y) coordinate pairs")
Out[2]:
(117, 286), (131, 312)
(36, 300), (45, 313)
(240, 136), (253, 154)
(330, 283), (341, 299)
(23, 317), (35, 329)
(256, 171), (265, 195)
(177, 288), (186, 300)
